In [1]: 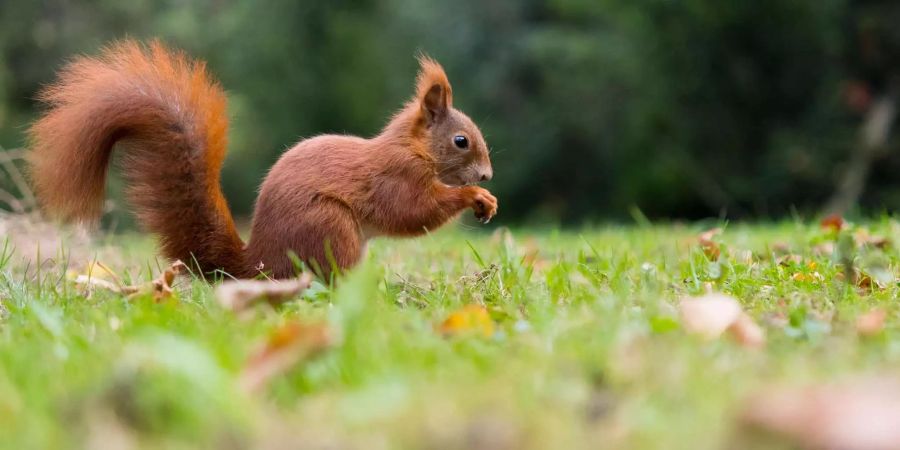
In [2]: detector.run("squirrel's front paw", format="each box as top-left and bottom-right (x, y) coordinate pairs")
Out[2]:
(470, 187), (498, 224)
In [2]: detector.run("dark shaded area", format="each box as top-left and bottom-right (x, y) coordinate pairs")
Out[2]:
(1, 0), (899, 224)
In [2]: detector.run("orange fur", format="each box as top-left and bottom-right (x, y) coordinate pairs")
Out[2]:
(28, 40), (496, 279)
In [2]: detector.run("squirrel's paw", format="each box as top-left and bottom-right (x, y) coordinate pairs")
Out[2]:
(471, 188), (498, 224)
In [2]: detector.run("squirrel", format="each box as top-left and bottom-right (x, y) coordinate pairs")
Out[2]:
(27, 40), (497, 279)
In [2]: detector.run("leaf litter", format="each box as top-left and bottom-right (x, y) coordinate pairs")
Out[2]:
(739, 377), (900, 450)
(679, 292), (765, 348)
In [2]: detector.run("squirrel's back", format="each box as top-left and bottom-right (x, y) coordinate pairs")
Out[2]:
(28, 40), (249, 276)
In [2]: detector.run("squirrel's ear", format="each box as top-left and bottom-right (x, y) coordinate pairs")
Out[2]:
(415, 55), (453, 124)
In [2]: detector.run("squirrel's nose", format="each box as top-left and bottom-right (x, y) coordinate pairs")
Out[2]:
(479, 167), (493, 182)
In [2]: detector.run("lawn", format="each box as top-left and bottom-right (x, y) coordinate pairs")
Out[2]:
(1, 217), (898, 449)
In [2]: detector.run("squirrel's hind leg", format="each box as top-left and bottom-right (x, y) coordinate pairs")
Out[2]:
(251, 198), (363, 279)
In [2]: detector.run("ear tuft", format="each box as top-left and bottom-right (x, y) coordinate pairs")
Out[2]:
(415, 54), (452, 122)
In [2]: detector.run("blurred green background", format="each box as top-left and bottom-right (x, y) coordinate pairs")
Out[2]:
(1, 0), (899, 224)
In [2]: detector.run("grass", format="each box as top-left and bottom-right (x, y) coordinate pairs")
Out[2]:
(1, 219), (899, 449)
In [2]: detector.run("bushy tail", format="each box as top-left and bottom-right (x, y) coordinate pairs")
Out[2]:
(28, 40), (250, 276)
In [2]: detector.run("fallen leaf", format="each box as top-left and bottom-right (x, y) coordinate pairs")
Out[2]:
(679, 293), (742, 339)
(216, 273), (313, 313)
(739, 378), (900, 450)
(856, 272), (874, 289)
(730, 313), (766, 348)
(438, 304), (495, 337)
(144, 260), (187, 302)
(791, 272), (823, 283)
(73, 260), (187, 301)
(73, 275), (117, 292)
(81, 260), (120, 281)
(813, 242), (835, 257)
(457, 265), (500, 288)
(238, 321), (333, 394)
(770, 241), (791, 254)
(820, 214), (845, 232)
(854, 229), (890, 249)
(464, 414), (522, 450)
(776, 254), (804, 266)
(74, 275), (139, 296)
(71, 260), (131, 294)
(856, 265), (893, 290)
(856, 309), (887, 337)
(871, 236), (891, 248)
(698, 228), (722, 260)
(762, 311), (789, 329)
(679, 293), (765, 347)
(853, 267), (893, 290)
(83, 407), (137, 450)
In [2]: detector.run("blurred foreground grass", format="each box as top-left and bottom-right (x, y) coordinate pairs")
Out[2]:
(1, 219), (899, 449)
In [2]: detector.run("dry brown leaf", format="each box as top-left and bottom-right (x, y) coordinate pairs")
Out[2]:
(83, 261), (120, 281)
(856, 309), (887, 337)
(216, 273), (313, 313)
(698, 228), (722, 260)
(813, 242), (836, 257)
(854, 229), (890, 249)
(856, 272), (874, 289)
(143, 260), (187, 302)
(679, 293), (742, 339)
(791, 271), (823, 283)
(770, 241), (791, 254)
(679, 293), (765, 348)
(74, 275), (137, 295)
(870, 236), (890, 248)
(83, 407), (137, 450)
(820, 214), (845, 232)
(438, 304), (495, 337)
(762, 311), (789, 329)
(776, 254), (804, 266)
(73, 260), (187, 301)
(238, 321), (333, 394)
(739, 378), (900, 450)
(791, 273), (808, 282)
(72, 260), (132, 294)
(729, 313), (766, 348)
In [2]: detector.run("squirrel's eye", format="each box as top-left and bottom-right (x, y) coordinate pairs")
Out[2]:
(453, 135), (469, 149)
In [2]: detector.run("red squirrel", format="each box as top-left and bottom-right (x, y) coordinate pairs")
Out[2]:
(27, 40), (497, 279)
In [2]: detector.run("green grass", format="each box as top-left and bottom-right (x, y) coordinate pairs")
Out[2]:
(1, 220), (899, 449)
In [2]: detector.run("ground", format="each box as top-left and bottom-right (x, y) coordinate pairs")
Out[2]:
(0, 218), (898, 449)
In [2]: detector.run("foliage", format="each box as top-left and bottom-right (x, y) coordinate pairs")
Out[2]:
(1, 221), (900, 448)
(1, 1), (899, 222)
